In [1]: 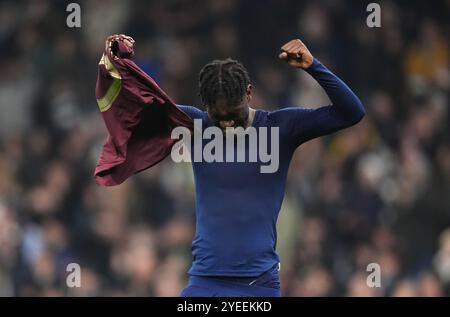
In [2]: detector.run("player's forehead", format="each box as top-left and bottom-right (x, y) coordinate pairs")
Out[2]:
(209, 98), (246, 115)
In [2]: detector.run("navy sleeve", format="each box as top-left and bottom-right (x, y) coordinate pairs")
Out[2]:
(176, 104), (206, 120)
(273, 59), (365, 147)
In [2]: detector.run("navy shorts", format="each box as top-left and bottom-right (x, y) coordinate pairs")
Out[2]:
(180, 263), (281, 297)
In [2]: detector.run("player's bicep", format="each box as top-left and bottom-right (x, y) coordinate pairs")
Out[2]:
(273, 106), (350, 146)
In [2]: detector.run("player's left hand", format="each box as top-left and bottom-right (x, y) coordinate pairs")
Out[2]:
(279, 39), (314, 69)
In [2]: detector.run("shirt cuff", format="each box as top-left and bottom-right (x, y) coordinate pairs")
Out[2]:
(305, 58), (322, 73)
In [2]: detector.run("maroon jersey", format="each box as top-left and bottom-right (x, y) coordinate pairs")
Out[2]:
(94, 39), (193, 186)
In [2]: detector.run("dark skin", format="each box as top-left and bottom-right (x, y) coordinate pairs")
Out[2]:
(207, 85), (255, 131)
(278, 38), (314, 69)
(207, 38), (314, 131)
(105, 34), (134, 57)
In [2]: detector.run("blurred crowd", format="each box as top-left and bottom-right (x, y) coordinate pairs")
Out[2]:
(0, 0), (449, 296)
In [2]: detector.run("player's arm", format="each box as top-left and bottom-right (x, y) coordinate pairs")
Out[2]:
(176, 104), (205, 120)
(278, 39), (365, 145)
(104, 35), (205, 121)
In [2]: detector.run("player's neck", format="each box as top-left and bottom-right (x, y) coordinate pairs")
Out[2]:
(247, 107), (256, 128)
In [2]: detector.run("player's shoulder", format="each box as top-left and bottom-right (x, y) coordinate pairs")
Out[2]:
(265, 106), (314, 123)
(176, 104), (207, 120)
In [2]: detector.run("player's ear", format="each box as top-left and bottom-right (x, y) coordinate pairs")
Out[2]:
(246, 84), (252, 101)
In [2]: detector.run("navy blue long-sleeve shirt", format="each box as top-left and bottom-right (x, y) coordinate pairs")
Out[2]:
(177, 59), (365, 276)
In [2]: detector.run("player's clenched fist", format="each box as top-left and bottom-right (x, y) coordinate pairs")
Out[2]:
(279, 39), (314, 69)
(105, 34), (134, 51)
(104, 34), (135, 58)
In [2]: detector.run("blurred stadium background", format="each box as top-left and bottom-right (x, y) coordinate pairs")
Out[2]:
(0, 0), (449, 296)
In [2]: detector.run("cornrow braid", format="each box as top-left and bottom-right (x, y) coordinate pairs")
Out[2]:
(198, 58), (251, 108)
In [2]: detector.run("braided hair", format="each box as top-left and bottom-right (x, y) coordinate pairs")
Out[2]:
(198, 58), (251, 108)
